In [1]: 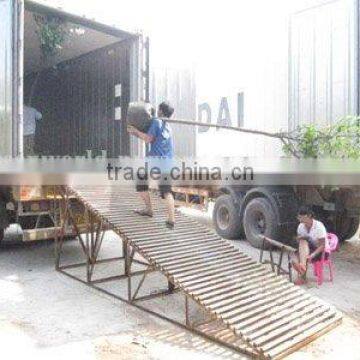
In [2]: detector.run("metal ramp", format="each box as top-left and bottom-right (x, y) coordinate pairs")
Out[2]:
(55, 186), (342, 359)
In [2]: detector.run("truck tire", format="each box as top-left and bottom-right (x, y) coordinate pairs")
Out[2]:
(336, 216), (360, 242)
(213, 194), (243, 239)
(243, 197), (279, 248)
(0, 229), (4, 244)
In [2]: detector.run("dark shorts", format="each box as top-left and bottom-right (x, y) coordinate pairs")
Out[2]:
(135, 176), (172, 199)
(308, 241), (329, 262)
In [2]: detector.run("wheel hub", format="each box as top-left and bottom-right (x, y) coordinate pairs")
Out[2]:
(255, 213), (266, 234)
(217, 205), (230, 231)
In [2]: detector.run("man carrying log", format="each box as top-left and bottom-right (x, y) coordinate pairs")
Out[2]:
(127, 101), (176, 230)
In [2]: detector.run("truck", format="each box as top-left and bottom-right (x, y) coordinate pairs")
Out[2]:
(199, 0), (360, 247)
(211, 184), (360, 248)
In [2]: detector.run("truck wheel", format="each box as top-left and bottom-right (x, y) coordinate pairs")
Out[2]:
(0, 229), (4, 244)
(213, 194), (243, 239)
(243, 197), (279, 248)
(336, 216), (360, 242)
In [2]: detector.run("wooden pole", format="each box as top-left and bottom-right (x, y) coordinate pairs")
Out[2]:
(161, 117), (296, 141)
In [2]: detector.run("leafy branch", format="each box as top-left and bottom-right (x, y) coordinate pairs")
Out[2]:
(283, 116), (360, 159)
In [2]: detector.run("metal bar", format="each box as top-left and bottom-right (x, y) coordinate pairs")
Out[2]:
(132, 258), (150, 267)
(89, 219), (104, 278)
(191, 314), (218, 330)
(126, 243), (132, 301)
(68, 207), (88, 257)
(128, 247), (136, 271)
(89, 269), (156, 284)
(269, 248), (275, 272)
(131, 265), (153, 301)
(185, 295), (190, 327)
(54, 188), (69, 270)
(122, 237), (127, 259)
(278, 247), (284, 276)
(90, 213), (95, 263)
(85, 208), (91, 283)
(288, 252), (293, 282)
(168, 280), (175, 293)
(133, 288), (179, 302)
(58, 257), (123, 270)
(260, 237), (265, 263)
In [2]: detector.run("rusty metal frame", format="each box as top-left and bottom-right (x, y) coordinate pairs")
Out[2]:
(54, 187), (259, 359)
(260, 236), (295, 282)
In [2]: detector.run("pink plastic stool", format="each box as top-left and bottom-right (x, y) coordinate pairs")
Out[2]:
(312, 233), (338, 286)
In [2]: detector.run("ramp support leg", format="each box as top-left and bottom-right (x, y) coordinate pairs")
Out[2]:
(55, 187), (70, 271)
(288, 252), (293, 282)
(123, 240), (128, 275)
(125, 242), (132, 301)
(185, 296), (190, 327)
(168, 280), (175, 293)
(85, 209), (91, 282)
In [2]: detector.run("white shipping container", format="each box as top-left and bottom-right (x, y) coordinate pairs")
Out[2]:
(145, 0), (357, 158)
(289, 0), (357, 129)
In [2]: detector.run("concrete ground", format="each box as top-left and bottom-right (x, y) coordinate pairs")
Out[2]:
(1, 206), (360, 360)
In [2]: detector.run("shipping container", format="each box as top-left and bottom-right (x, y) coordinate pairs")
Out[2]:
(0, 0), (148, 157)
(289, 0), (358, 129)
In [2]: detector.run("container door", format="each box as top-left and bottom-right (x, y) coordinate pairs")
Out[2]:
(0, 0), (23, 157)
(13, 0), (23, 157)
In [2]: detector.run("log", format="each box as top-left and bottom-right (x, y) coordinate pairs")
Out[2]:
(126, 101), (154, 132)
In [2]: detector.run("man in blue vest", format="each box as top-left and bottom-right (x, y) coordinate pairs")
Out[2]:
(127, 101), (175, 229)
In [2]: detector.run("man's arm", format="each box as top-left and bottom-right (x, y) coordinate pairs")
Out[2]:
(127, 125), (154, 143)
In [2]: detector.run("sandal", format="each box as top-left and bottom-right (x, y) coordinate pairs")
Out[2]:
(134, 209), (153, 217)
(294, 278), (306, 286)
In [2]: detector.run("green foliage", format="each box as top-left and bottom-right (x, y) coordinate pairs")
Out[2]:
(283, 116), (360, 159)
(34, 14), (67, 60)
